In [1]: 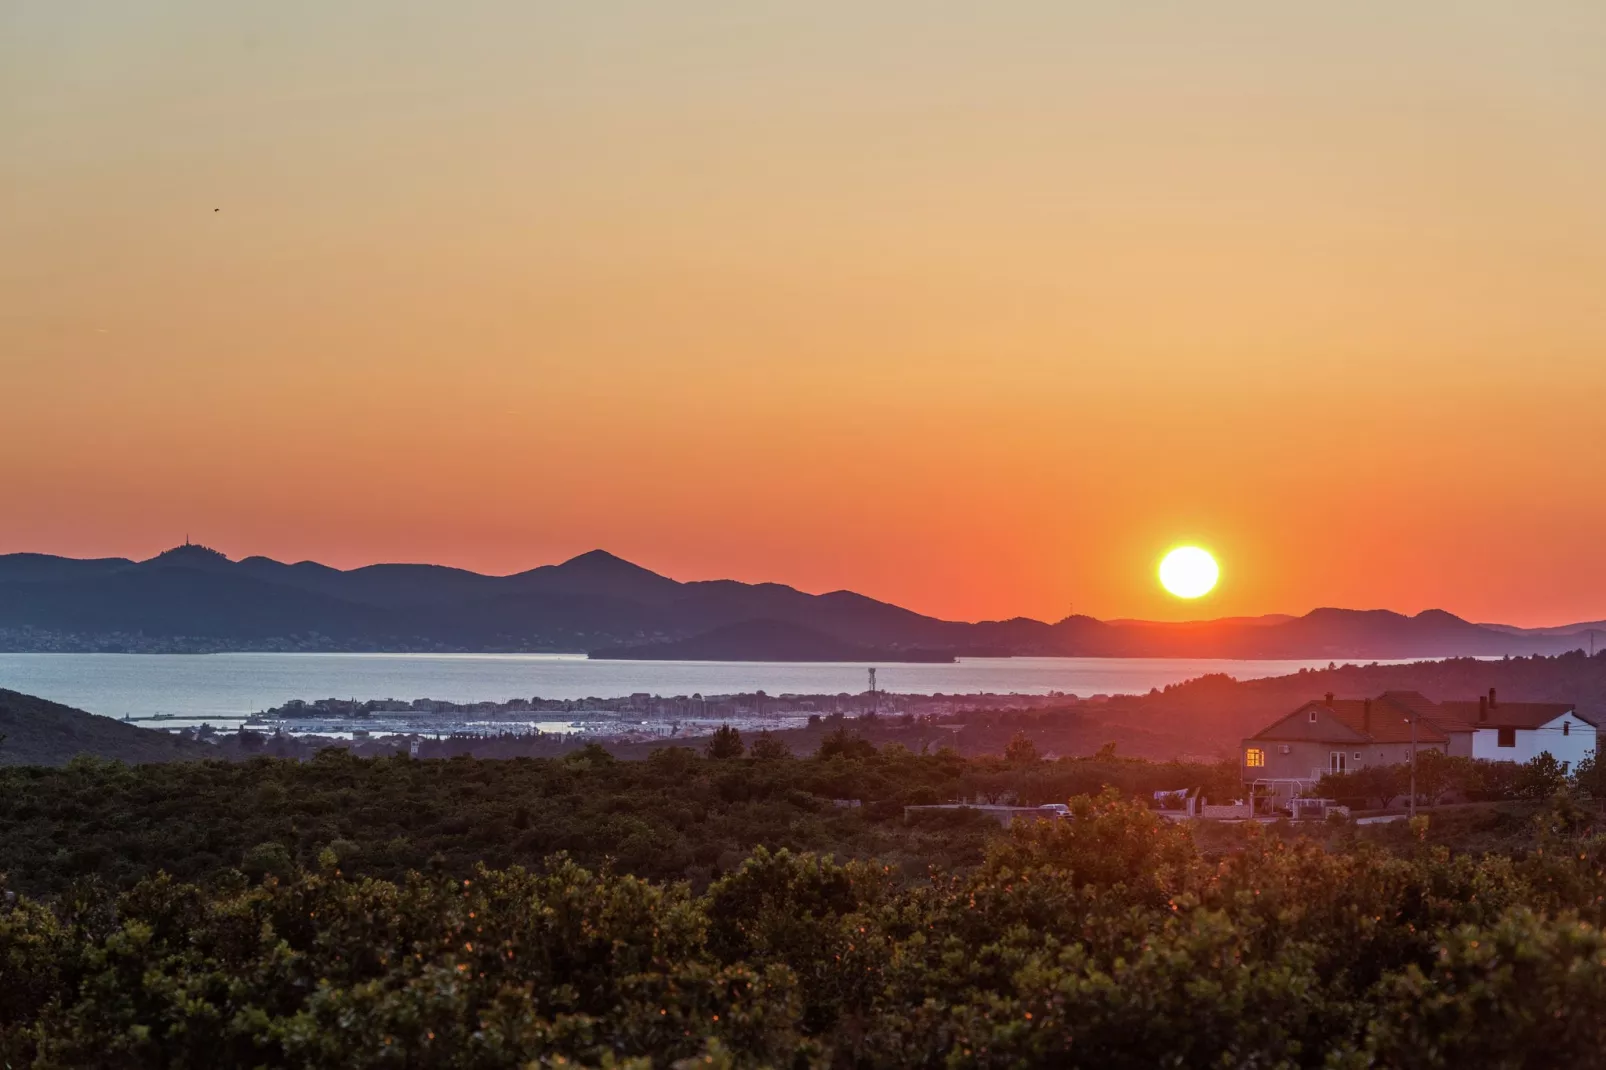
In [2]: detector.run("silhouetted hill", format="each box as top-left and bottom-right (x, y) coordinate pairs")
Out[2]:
(590, 619), (956, 662)
(234, 557), (500, 608)
(0, 689), (214, 766)
(0, 545), (1600, 658)
(512, 549), (685, 604)
(0, 553), (132, 584)
(0, 567), (396, 640)
(1052, 607), (1564, 659)
(1027, 648), (1606, 760)
(1482, 618), (1606, 638)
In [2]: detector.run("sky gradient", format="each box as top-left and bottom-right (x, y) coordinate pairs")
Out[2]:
(5, 2), (1606, 625)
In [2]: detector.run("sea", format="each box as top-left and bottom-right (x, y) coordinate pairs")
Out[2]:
(0, 652), (1357, 725)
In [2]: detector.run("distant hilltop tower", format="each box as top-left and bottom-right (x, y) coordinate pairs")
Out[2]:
(868, 667), (878, 716)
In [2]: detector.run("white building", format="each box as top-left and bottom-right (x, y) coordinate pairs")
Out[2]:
(1426, 689), (1597, 768)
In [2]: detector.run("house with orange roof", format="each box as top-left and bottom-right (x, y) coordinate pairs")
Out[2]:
(1241, 687), (1595, 795)
(1241, 693), (1449, 791)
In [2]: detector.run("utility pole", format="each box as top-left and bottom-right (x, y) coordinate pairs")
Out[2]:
(1408, 715), (1418, 820)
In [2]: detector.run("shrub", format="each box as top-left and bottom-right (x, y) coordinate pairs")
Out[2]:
(705, 725), (744, 760)
(748, 732), (791, 761)
(241, 841), (293, 880)
(817, 729), (876, 761)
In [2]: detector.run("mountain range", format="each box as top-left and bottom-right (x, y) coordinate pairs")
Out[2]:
(0, 544), (1601, 661)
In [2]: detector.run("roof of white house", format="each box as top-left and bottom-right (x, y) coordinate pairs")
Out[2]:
(1433, 700), (1589, 731)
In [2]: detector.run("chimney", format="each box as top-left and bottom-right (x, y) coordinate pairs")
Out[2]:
(1489, 687), (1497, 710)
(1325, 692), (1335, 707)
(1363, 698), (1372, 732)
(1479, 695), (1488, 722)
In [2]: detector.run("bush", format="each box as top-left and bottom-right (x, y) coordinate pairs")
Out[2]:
(241, 841), (293, 880)
(748, 732), (791, 761)
(705, 725), (744, 759)
(817, 729), (876, 760)
(1003, 732), (1040, 764)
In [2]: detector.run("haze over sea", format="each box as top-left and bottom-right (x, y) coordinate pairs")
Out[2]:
(0, 653), (1377, 724)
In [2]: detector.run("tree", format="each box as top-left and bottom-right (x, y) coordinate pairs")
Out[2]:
(705, 725), (744, 759)
(1519, 751), (1570, 800)
(749, 732), (792, 761)
(817, 728), (876, 760)
(1004, 732), (1040, 764)
(1572, 748), (1606, 798)
(564, 741), (616, 767)
(241, 841), (293, 880)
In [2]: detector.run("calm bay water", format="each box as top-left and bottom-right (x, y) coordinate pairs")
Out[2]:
(0, 652), (1355, 722)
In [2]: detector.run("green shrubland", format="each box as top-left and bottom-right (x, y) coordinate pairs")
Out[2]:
(0, 745), (1236, 896)
(5, 747), (1606, 1066)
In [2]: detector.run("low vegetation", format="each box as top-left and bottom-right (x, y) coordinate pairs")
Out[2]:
(9, 711), (1606, 1066)
(1315, 746), (1595, 808)
(0, 737), (1233, 897)
(7, 785), (1606, 1067)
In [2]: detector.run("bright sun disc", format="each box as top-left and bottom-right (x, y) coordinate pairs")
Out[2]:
(1159, 547), (1219, 599)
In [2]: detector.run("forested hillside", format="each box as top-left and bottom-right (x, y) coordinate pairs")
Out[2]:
(0, 689), (213, 767)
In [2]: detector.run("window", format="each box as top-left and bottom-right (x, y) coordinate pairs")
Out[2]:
(1497, 727), (1516, 748)
(1246, 747), (1265, 768)
(1330, 751), (1348, 775)
(1353, 751), (1361, 760)
(1564, 722), (1571, 736)
(1308, 709), (1318, 723)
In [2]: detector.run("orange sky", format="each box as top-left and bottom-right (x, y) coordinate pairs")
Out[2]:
(5, 2), (1606, 626)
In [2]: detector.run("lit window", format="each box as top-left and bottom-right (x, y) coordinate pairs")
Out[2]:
(1246, 747), (1266, 768)
(1497, 727), (1516, 748)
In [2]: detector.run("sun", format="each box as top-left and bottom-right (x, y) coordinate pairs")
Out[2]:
(1159, 546), (1219, 599)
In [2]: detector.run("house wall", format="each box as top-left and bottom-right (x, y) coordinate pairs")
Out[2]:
(1467, 715), (1596, 767)
(1243, 739), (1447, 785)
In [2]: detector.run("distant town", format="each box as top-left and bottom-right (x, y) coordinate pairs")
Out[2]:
(0, 627), (590, 656)
(130, 689), (1090, 751)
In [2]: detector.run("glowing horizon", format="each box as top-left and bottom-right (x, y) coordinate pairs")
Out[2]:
(6, 2), (1606, 627)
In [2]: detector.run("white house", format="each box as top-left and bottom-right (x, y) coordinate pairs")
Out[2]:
(1429, 689), (1597, 768)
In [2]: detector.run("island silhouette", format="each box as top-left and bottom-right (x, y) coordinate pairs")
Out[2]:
(1, 544), (1600, 660)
